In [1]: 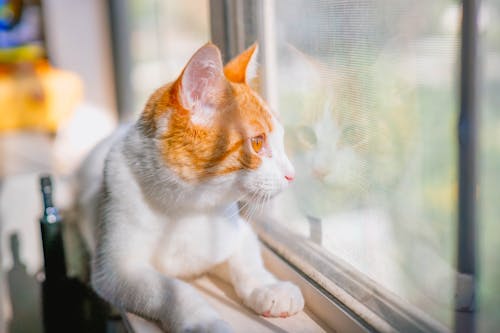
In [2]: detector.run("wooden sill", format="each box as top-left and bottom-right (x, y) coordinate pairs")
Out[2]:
(125, 274), (328, 333)
(124, 261), (330, 333)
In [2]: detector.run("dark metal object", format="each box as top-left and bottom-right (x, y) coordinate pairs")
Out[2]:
(39, 175), (109, 333)
(39, 175), (69, 332)
(40, 175), (67, 282)
(455, 0), (480, 331)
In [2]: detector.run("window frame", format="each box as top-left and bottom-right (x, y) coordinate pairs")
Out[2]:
(107, 0), (134, 118)
(456, 0), (479, 330)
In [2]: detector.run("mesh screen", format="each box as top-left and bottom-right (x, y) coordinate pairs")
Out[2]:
(479, 0), (500, 332)
(264, 0), (460, 326)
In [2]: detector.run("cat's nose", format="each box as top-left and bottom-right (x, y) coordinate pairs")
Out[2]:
(284, 169), (295, 182)
(284, 159), (295, 182)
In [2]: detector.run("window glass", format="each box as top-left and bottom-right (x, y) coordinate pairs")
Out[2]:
(261, 0), (460, 327)
(129, 0), (209, 114)
(479, 0), (500, 332)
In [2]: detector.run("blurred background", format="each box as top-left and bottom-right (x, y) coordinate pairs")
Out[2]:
(0, 0), (498, 332)
(0, 1), (209, 332)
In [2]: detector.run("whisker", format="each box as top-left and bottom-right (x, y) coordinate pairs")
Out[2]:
(227, 193), (251, 220)
(246, 190), (260, 221)
(237, 190), (257, 221)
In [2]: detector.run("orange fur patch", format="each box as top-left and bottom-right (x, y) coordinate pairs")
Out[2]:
(223, 43), (257, 83)
(139, 76), (273, 183)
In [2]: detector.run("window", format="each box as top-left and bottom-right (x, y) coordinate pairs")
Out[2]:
(113, 0), (210, 118)
(215, 0), (497, 332)
(262, 0), (458, 328)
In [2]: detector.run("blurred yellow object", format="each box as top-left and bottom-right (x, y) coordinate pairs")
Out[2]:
(0, 44), (44, 63)
(0, 60), (83, 132)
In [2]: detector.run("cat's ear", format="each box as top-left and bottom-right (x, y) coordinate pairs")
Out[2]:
(223, 43), (259, 87)
(179, 43), (228, 125)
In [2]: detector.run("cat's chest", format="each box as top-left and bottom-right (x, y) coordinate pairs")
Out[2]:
(152, 206), (246, 277)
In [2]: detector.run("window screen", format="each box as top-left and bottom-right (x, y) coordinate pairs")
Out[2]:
(478, 0), (500, 332)
(258, 0), (460, 328)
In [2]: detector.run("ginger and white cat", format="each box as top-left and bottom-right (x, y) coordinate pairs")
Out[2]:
(77, 43), (304, 332)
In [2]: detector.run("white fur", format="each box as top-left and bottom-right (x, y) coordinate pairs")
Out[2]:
(188, 106), (216, 127)
(77, 109), (303, 332)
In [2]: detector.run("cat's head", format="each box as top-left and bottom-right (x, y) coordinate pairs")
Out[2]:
(141, 43), (294, 202)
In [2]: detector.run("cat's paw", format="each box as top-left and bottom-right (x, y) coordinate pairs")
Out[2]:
(244, 281), (304, 318)
(181, 319), (233, 333)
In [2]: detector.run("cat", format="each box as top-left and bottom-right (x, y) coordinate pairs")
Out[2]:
(76, 43), (304, 332)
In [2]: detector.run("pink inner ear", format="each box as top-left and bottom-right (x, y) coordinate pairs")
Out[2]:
(181, 45), (225, 112)
(184, 61), (219, 106)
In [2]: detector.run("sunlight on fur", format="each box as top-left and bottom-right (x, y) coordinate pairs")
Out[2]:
(75, 43), (303, 333)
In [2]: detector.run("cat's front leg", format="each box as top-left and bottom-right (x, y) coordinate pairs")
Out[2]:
(212, 223), (304, 318)
(92, 228), (233, 333)
(93, 262), (232, 333)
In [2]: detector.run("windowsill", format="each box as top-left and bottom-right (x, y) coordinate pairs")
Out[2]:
(123, 237), (384, 333)
(254, 220), (450, 333)
(124, 270), (330, 333)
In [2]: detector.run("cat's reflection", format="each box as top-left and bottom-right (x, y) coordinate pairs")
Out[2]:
(7, 233), (43, 333)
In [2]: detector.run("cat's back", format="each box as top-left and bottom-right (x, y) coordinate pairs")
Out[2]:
(76, 123), (132, 251)
(78, 124), (131, 185)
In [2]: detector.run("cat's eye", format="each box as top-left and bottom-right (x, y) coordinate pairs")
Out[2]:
(251, 135), (265, 153)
